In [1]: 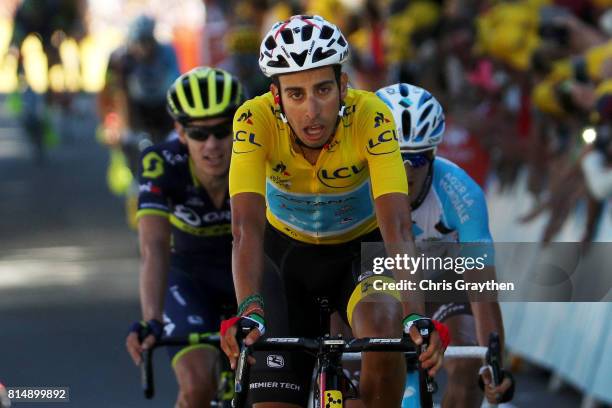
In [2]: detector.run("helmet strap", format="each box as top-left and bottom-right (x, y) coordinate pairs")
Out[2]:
(411, 157), (435, 211)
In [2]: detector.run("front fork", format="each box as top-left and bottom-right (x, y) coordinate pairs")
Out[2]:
(318, 352), (344, 408)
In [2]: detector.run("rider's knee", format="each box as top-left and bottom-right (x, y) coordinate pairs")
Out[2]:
(444, 358), (481, 387)
(174, 348), (218, 406)
(351, 297), (402, 337)
(177, 384), (208, 408)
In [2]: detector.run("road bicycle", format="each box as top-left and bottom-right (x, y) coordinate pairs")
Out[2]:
(232, 297), (505, 408)
(139, 301), (504, 408)
(232, 296), (436, 408)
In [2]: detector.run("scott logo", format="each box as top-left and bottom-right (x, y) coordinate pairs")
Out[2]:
(366, 130), (399, 155)
(374, 112), (390, 128)
(142, 151), (164, 179)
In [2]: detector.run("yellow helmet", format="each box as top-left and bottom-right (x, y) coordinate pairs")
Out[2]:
(166, 67), (245, 124)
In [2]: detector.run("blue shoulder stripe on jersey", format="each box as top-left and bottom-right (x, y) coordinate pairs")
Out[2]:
(375, 91), (393, 110)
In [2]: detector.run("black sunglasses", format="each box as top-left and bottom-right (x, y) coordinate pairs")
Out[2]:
(184, 123), (233, 141)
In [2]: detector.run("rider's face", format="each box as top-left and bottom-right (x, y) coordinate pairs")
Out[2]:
(272, 66), (348, 148)
(177, 117), (233, 178)
(403, 152), (434, 205)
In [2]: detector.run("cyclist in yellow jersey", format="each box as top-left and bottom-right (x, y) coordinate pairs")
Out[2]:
(221, 15), (447, 408)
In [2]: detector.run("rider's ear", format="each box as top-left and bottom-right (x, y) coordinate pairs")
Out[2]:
(270, 83), (280, 105)
(175, 122), (187, 144)
(340, 72), (348, 100)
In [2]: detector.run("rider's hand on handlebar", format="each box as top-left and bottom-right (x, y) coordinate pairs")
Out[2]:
(404, 315), (450, 377)
(220, 313), (265, 370)
(125, 319), (164, 365)
(480, 368), (515, 404)
(406, 326), (445, 376)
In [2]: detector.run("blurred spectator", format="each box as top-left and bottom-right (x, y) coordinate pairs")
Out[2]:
(11, 0), (87, 67)
(218, 0), (270, 97)
(582, 83), (612, 200)
(98, 14), (178, 148)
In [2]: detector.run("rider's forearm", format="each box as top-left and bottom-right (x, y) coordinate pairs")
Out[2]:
(377, 196), (425, 316)
(466, 265), (505, 350)
(386, 224), (425, 316)
(139, 239), (170, 322)
(471, 301), (504, 352)
(231, 218), (265, 309)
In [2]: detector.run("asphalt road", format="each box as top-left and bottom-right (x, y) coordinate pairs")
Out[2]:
(0, 95), (588, 407)
(0, 95), (177, 407)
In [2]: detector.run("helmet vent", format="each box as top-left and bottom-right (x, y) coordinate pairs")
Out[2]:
(420, 105), (433, 124)
(301, 25), (313, 41)
(280, 29), (294, 44)
(264, 36), (276, 50)
(400, 84), (409, 97)
(417, 123), (430, 140)
(401, 110), (411, 140)
(268, 54), (290, 68)
(312, 47), (336, 63)
(320, 25), (334, 40)
(290, 50), (308, 66)
(418, 92), (432, 108)
(182, 79), (196, 108)
(337, 35), (347, 47)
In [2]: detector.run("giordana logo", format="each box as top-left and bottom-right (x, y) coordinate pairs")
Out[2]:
(374, 112), (390, 128)
(266, 354), (285, 368)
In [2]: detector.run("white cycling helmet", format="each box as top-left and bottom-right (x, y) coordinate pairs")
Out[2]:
(376, 83), (445, 153)
(259, 15), (349, 77)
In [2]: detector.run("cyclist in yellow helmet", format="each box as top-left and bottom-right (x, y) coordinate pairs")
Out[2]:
(126, 67), (244, 407)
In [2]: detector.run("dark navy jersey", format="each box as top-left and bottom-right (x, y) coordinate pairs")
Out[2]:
(137, 139), (232, 264)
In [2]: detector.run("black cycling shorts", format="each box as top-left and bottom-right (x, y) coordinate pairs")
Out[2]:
(163, 256), (236, 365)
(248, 224), (384, 406)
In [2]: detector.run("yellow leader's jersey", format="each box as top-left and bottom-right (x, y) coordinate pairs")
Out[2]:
(229, 88), (408, 244)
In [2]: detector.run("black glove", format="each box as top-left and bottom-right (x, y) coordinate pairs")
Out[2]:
(128, 319), (164, 342)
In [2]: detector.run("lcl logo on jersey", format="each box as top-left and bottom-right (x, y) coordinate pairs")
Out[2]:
(232, 130), (262, 154)
(366, 129), (399, 155)
(317, 164), (365, 188)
